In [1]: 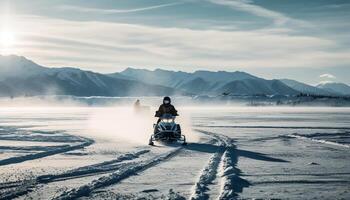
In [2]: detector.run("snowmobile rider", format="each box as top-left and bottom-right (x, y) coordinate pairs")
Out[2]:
(134, 99), (141, 107)
(134, 99), (141, 109)
(155, 96), (178, 124)
(133, 99), (141, 113)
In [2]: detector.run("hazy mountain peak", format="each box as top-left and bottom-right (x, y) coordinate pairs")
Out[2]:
(317, 82), (349, 87)
(317, 82), (350, 95)
(154, 68), (171, 72)
(123, 67), (151, 73)
(0, 55), (46, 80)
(192, 69), (258, 83)
(2, 55), (348, 97)
(317, 81), (336, 86)
(0, 55), (41, 67)
(280, 79), (336, 95)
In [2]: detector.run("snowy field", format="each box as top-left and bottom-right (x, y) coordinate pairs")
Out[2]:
(0, 106), (349, 200)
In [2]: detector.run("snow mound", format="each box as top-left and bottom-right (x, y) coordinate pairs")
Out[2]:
(289, 132), (350, 148)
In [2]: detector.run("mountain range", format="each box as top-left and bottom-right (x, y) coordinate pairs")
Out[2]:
(0, 55), (349, 97)
(113, 68), (299, 96)
(0, 55), (177, 97)
(316, 82), (350, 96)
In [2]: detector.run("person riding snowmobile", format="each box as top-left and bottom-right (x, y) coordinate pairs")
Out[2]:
(155, 96), (178, 124)
(149, 96), (186, 145)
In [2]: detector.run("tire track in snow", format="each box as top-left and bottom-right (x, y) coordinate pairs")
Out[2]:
(0, 180), (36, 200)
(0, 136), (94, 166)
(288, 133), (350, 148)
(0, 149), (149, 200)
(196, 125), (350, 130)
(218, 149), (250, 200)
(38, 149), (150, 183)
(53, 147), (183, 200)
(193, 129), (250, 200)
(189, 143), (224, 200)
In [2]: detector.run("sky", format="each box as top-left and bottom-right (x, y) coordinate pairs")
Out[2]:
(0, 0), (349, 85)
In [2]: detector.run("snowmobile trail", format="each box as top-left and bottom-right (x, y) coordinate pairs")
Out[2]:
(189, 140), (224, 200)
(0, 149), (150, 200)
(0, 136), (94, 166)
(0, 126), (94, 166)
(53, 146), (183, 200)
(2, 107), (349, 199)
(89, 129), (249, 200)
(197, 125), (350, 130)
(37, 149), (150, 183)
(191, 129), (250, 200)
(1, 128), (278, 200)
(288, 132), (350, 148)
(93, 141), (215, 199)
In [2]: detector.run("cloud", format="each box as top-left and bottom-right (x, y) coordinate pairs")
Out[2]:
(318, 80), (335, 85)
(207, 0), (306, 26)
(9, 14), (350, 73)
(320, 73), (336, 79)
(321, 3), (350, 9)
(58, 2), (184, 14)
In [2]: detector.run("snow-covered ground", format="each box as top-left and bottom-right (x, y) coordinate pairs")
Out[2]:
(0, 106), (349, 199)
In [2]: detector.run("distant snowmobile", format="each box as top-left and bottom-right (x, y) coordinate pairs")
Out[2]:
(133, 99), (150, 115)
(149, 113), (186, 146)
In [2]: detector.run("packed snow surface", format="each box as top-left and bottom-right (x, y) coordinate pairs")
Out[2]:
(0, 106), (349, 199)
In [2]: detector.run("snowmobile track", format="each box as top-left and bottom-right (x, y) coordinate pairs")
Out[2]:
(38, 149), (150, 183)
(197, 125), (350, 130)
(189, 140), (224, 200)
(288, 133), (350, 148)
(0, 149), (150, 200)
(53, 147), (183, 200)
(0, 136), (94, 166)
(193, 129), (250, 200)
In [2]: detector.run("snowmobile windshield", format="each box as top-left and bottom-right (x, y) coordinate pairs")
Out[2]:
(161, 118), (174, 123)
(160, 114), (175, 123)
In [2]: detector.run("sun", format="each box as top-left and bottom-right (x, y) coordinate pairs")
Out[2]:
(0, 31), (16, 47)
(0, 30), (16, 54)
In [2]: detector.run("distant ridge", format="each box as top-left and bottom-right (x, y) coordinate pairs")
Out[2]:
(0, 55), (348, 97)
(317, 82), (350, 95)
(0, 55), (179, 97)
(117, 68), (299, 95)
(280, 79), (336, 96)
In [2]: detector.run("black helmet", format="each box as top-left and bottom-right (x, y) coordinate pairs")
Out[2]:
(163, 96), (171, 104)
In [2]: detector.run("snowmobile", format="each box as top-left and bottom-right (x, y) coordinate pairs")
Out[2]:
(149, 113), (187, 146)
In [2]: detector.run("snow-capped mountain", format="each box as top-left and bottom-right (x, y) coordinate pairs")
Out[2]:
(0, 55), (47, 81)
(116, 68), (258, 89)
(218, 79), (298, 96)
(118, 68), (298, 95)
(280, 79), (336, 96)
(317, 82), (350, 95)
(0, 55), (348, 98)
(0, 55), (177, 97)
(111, 68), (191, 88)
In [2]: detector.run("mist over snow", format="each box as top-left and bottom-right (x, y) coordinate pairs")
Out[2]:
(0, 1), (350, 199)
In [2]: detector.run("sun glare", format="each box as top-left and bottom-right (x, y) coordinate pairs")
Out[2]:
(0, 30), (16, 54)
(0, 31), (15, 47)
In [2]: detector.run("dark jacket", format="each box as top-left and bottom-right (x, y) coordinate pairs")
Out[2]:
(155, 104), (178, 117)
